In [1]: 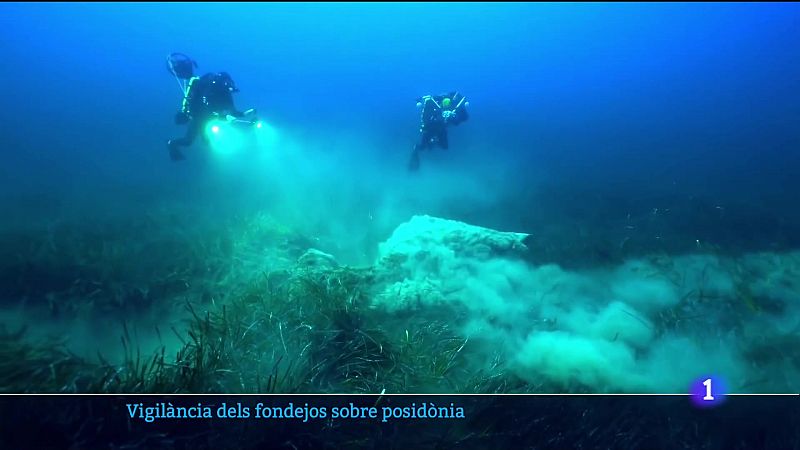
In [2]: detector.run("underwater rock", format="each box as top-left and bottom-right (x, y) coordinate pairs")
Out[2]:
(377, 215), (530, 264)
(297, 248), (339, 270)
(371, 215), (530, 311)
(374, 278), (445, 312)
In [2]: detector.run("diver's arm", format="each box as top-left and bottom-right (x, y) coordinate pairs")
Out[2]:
(443, 91), (466, 108)
(228, 109), (245, 118)
(218, 92), (245, 118)
(418, 95), (441, 109)
(420, 97), (435, 117)
(451, 95), (469, 125)
(455, 95), (467, 110)
(229, 107), (246, 118)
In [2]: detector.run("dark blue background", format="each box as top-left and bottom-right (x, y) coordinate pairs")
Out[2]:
(1, 3), (798, 252)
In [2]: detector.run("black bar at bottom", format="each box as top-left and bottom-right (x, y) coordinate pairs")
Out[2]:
(0, 394), (796, 449)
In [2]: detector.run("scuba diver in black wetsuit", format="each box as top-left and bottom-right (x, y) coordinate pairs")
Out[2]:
(165, 53), (255, 161)
(408, 91), (469, 171)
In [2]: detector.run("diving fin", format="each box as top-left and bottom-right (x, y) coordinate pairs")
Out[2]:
(167, 142), (186, 162)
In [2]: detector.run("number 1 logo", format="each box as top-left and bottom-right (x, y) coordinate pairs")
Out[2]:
(690, 376), (727, 408)
(703, 378), (714, 401)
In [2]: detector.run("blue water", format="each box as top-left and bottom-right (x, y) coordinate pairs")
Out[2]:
(3, 3), (797, 208)
(1, 3), (799, 395)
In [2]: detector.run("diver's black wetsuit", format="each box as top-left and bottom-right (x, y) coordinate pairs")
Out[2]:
(168, 72), (244, 161)
(409, 91), (469, 171)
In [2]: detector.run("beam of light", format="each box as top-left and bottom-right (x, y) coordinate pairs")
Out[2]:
(254, 120), (279, 148)
(204, 118), (279, 158)
(206, 120), (243, 156)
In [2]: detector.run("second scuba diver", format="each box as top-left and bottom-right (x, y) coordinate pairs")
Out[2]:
(409, 91), (469, 171)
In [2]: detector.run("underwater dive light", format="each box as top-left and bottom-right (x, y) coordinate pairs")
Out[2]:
(204, 115), (276, 156)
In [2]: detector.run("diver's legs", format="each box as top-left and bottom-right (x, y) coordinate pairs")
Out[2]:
(167, 141), (186, 161)
(408, 131), (433, 172)
(408, 144), (421, 172)
(167, 120), (201, 161)
(437, 130), (449, 150)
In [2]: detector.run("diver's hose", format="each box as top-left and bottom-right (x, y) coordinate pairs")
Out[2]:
(167, 54), (190, 96)
(173, 75), (187, 96)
